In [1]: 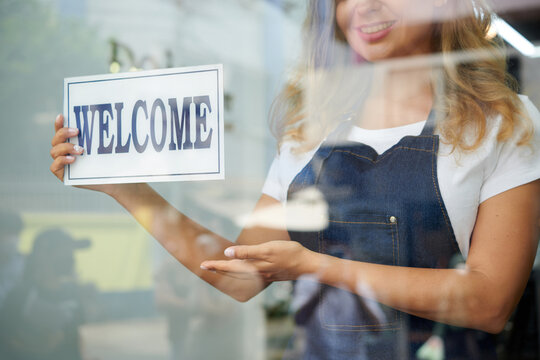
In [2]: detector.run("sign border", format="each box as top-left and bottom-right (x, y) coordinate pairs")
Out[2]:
(63, 65), (223, 184)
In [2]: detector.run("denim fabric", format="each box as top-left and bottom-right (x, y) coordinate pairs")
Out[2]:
(286, 116), (496, 359)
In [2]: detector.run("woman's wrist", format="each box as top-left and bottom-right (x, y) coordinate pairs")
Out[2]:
(298, 248), (324, 278)
(106, 183), (148, 200)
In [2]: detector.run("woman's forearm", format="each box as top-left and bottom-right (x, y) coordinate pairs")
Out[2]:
(307, 183), (540, 334)
(312, 254), (514, 333)
(108, 183), (267, 301)
(49, 116), (267, 302)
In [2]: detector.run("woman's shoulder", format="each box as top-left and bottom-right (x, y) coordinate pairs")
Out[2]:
(517, 94), (540, 132)
(263, 141), (320, 203)
(474, 95), (540, 202)
(518, 94), (540, 117)
(488, 94), (540, 138)
(276, 140), (321, 164)
(453, 94), (540, 154)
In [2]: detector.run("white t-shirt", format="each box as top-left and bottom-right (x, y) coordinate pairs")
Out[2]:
(262, 95), (540, 257)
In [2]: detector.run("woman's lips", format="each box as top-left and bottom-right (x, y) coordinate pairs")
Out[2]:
(355, 20), (397, 42)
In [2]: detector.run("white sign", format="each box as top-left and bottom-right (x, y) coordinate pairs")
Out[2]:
(63, 64), (224, 186)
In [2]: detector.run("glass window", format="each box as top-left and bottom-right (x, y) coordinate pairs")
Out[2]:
(1, 0), (540, 359)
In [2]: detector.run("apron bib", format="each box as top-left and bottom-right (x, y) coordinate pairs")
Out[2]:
(285, 114), (496, 359)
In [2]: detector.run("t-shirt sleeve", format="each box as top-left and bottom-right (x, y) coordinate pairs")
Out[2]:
(261, 142), (318, 203)
(261, 156), (285, 202)
(480, 96), (540, 203)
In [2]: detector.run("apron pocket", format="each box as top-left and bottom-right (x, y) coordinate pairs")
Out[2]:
(319, 212), (401, 331)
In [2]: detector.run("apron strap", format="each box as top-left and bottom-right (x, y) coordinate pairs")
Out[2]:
(317, 119), (354, 159)
(420, 109), (437, 136)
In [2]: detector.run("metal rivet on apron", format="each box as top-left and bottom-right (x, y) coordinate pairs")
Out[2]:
(389, 216), (397, 223)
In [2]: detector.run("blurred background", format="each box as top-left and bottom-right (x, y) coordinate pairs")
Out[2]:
(0, 0), (539, 359)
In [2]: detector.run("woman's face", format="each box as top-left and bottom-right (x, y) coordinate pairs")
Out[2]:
(336, 0), (439, 61)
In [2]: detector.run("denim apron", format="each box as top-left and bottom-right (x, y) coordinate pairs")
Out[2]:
(285, 114), (496, 359)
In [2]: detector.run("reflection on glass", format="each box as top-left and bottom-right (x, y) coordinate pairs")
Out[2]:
(0, 228), (96, 360)
(1, 0), (540, 359)
(156, 245), (243, 360)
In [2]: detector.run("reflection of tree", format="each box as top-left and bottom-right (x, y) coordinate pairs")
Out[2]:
(0, 0), (107, 181)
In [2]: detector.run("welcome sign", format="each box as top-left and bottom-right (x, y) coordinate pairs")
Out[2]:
(63, 64), (224, 186)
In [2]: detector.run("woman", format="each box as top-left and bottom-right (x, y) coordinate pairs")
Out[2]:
(50, 0), (540, 358)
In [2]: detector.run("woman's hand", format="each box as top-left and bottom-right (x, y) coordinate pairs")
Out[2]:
(200, 240), (319, 282)
(49, 114), (116, 194)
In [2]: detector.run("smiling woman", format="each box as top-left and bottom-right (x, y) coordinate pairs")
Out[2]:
(48, 0), (540, 359)
(335, 0), (436, 60)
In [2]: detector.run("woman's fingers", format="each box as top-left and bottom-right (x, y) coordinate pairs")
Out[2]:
(201, 259), (252, 273)
(50, 114), (116, 193)
(50, 143), (84, 159)
(52, 126), (79, 147)
(202, 259), (277, 282)
(201, 259), (267, 274)
(50, 155), (76, 181)
(224, 244), (272, 260)
(52, 114), (79, 147)
(51, 114), (83, 182)
(54, 114), (64, 133)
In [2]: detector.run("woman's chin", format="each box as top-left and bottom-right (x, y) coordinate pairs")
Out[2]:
(355, 51), (393, 63)
(348, 44), (394, 63)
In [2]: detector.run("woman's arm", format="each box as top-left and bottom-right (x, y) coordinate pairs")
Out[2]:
(313, 174), (538, 332)
(50, 114), (290, 302)
(203, 180), (540, 332)
(111, 184), (289, 301)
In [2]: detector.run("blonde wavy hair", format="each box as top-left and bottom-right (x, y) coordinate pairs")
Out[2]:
(269, 0), (532, 153)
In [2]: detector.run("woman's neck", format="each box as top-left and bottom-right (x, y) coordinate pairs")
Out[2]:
(357, 64), (434, 130)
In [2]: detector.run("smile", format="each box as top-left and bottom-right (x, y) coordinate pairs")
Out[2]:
(359, 21), (396, 34)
